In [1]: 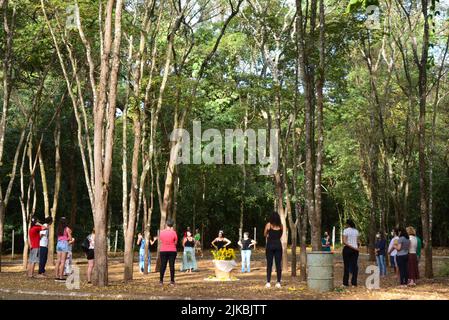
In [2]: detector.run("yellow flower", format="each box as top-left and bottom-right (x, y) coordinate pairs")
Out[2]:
(211, 248), (235, 260)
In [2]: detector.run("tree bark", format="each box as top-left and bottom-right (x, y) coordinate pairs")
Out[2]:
(48, 104), (63, 265)
(417, 0), (432, 278)
(0, 0), (16, 272)
(92, 0), (124, 287)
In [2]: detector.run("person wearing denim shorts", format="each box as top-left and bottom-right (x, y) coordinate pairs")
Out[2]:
(55, 217), (72, 281)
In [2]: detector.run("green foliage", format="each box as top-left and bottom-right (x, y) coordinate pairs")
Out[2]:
(1, 0), (449, 257)
(346, 0), (380, 13)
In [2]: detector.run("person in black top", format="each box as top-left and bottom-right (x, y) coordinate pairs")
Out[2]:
(238, 232), (257, 273)
(264, 212), (283, 288)
(181, 231), (197, 272)
(211, 230), (231, 250)
(375, 232), (387, 276)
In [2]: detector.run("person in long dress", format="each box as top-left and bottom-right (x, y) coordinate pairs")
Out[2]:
(181, 231), (198, 272)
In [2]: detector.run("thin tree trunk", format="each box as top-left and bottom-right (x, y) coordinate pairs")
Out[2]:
(68, 112), (78, 228)
(123, 115), (142, 281)
(92, 0), (124, 287)
(159, 1), (243, 233)
(0, 0), (16, 272)
(294, 0), (307, 281)
(417, 0), (432, 278)
(49, 106), (62, 265)
(312, 0), (325, 251)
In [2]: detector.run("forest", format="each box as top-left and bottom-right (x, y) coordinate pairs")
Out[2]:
(0, 0), (448, 288)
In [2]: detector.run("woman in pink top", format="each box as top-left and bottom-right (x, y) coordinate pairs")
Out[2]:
(55, 217), (72, 281)
(159, 219), (178, 285)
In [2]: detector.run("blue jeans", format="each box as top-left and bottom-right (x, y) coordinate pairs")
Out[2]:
(376, 255), (387, 275)
(241, 250), (251, 272)
(139, 249), (151, 273)
(38, 246), (48, 274)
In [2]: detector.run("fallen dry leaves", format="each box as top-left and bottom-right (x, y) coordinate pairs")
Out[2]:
(1, 251), (449, 300)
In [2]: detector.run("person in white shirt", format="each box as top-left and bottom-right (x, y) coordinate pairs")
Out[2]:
(342, 219), (360, 286)
(37, 216), (53, 277)
(388, 228), (399, 275)
(406, 226), (419, 286)
(86, 229), (95, 284)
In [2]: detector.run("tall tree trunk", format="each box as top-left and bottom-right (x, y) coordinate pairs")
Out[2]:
(20, 135), (40, 270)
(239, 164), (246, 240)
(368, 138), (379, 261)
(273, 83), (288, 270)
(92, 0), (123, 287)
(68, 113), (78, 228)
(428, 31), (449, 278)
(239, 107), (248, 240)
(294, 0), (307, 281)
(0, 0), (16, 272)
(417, 0), (432, 278)
(123, 116), (142, 281)
(297, 0), (322, 251)
(49, 106), (62, 266)
(312, 0), (325, 251)
(159, 0), (242, 233)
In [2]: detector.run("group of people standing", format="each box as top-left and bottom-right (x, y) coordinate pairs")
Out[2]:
(341, 218), (422, 287)
(28, 213), (424, 290)
(155, 212), (284, 288)
(26, 211), (287, 288)
(135, 227), (202, 276)
(27, 216), (95, 283)
(387, 227), (421, 286)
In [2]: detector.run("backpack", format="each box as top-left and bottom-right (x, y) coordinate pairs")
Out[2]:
(81, 236), (90, 253)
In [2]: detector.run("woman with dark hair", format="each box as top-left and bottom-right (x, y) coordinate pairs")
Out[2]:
(181, 231), (197, 273)
(264, 212), (283, 288)
(211, 230), (231, 250)
(159, 219), (178, 285)
(55, 217), (72, 281)
(342, 219), (360, 286)
(321, 231), (331, 252)
(394, 227), (410, 287)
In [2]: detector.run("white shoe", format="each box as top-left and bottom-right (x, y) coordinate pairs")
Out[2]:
(265, 283), (271, 288)
(275, 282), (281, 288)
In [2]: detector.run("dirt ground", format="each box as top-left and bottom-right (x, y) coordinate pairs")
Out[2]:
(1, 249), (449, 300)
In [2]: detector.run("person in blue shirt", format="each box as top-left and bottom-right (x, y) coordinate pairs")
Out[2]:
(375, 232), (387, 276)
(137, 232), (157, 273)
